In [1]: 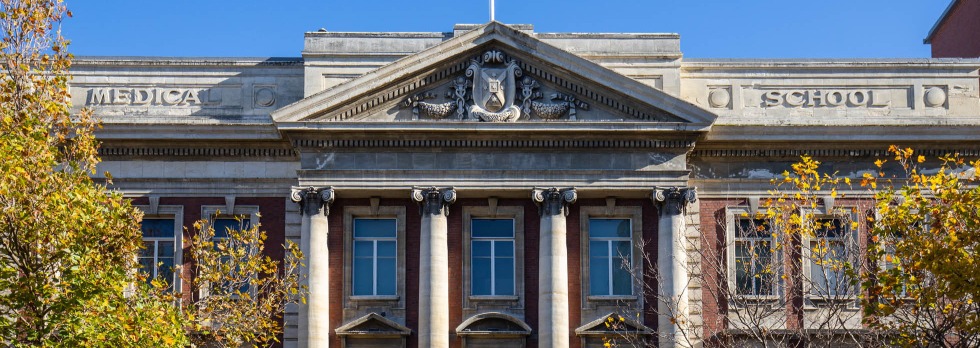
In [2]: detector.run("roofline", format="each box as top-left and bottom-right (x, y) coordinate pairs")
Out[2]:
(924, 0), (959, 44)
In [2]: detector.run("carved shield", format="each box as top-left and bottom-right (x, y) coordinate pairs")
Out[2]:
(472, 64), (518, 113)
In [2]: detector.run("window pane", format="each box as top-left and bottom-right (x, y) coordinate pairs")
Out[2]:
(590, 241), (608, 258)
(817, 218), (844, 238)
(352, 257), (373, 295)
(590, 219), (631, 238)
(734, 242), (751, 295)
(158, 257), (175, 285)
(353, 241), (373, 258)
(590, 253), (610, 296)
(354, 219), (396, 238)
(472, 219), (514, 238)
(376, 257), (396, 295)
(495, 257), (515, 295)
(377, 241), (396, 258)
(737, 219), (769, 238)
(213, 218), (247, 238)
(158, 241), (175, 258)
(141, 219), (175, 238)
(138, 257), (155, 277)
(141, 241), (155, 259)
(495, 240), (514, 257)
(615, 241), (631, 259)
(472, 257), (492, 295)
(612, 255), (632, 295)
(472, 241), (491, 257)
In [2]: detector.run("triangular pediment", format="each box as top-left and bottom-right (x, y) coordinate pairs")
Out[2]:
(575, 313), (654, 336)
(272, 22), (715, 130)
(335, 312), (411, 336)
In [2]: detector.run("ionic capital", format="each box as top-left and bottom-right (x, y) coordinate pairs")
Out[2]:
(291, 186), (335, 216)
(412, 187), (457, 216)
(532, 187), (577, 216)
(652, 186), (697, 216)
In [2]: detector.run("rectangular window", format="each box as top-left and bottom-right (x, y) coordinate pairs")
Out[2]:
(810, 218), (851, 296)
(211, 216), (253, 294)
(471, 218), (515, 296)
(733, 218), (776, 297)
(589, 218), (632, 296)
(139, 218), (177, 286)
(353, 218), (397, 296)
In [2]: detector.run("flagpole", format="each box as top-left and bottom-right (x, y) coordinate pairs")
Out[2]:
(490, 0), (495, 21)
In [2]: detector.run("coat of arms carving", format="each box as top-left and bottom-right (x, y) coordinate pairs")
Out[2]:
(402, 49), (588, 122)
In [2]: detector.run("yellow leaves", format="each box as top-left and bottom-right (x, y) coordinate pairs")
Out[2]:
(875, 159), (886, 168)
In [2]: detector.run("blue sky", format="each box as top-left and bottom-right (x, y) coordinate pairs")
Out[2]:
(63, 0), (948, 58)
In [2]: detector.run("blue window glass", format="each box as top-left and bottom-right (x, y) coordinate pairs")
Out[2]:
(471, 219), (515, 296)
(589, 219), (632, 296)
(353, 219), (397, 296)
(139, 218), (178, 288)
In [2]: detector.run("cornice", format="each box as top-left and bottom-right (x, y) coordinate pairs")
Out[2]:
(293, 138), (696, 150)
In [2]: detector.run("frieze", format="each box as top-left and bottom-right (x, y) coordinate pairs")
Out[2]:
(403, 49), (589, 122)
(761, 89), (891, 108)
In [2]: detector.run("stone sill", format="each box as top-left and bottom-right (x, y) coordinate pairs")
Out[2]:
(468, 295), (520, 302)
(349, 295), (400, 302)
(586, 295), (637, 302)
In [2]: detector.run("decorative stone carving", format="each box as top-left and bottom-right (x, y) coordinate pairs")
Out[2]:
(652, 186), (697, 216)
(532, 187), (577, 216)
(412, 187), (457, 216)
(291, 186), (335, 216)
(924, 87), (946, 107)
(708, 88), (730, 108)
(402, 49), (588, 122)
(254, 87), (276, 107)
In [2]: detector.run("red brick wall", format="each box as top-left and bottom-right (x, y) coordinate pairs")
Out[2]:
(931, 0), (980, 58)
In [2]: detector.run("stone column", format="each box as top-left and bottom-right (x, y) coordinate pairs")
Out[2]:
(652, 186), (697, 348)
(291, 187), (335, 348)
(412, 187), (456, 348)
(531, 187), (577, 348)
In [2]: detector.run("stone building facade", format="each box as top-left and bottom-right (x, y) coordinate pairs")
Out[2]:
(76, 22), (980, 348)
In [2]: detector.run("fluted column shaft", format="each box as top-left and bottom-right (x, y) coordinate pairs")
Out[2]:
(292, 187), (335, 348)
(412, 187), (456, 348)
(652, 186), (697, 348)
(532, 187), (577, 348)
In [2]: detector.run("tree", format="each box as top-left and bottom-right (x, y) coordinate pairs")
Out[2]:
(863, 147), (980, 347)
(0, 0), (185, 346)
(181, 214), (305, 347)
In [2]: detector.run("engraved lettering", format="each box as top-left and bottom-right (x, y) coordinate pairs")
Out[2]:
(182, 90), (201, 105)
(764, 91), (782, 107)
(83, 87), (222, 106)
(847, 90), (868, 106)
(112, 88), (131, 105)
(786, 91), (806, 107)
(807, 90), (824, 107)
(826, 91), (845, 106)
(162, 89), (183, 105)
(763, 89), (890, 108)
(88, 89), (110, 105)
(131, 88), (152, 105)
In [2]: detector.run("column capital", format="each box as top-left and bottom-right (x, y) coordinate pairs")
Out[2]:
(532, 187), (577, 216)
(652, 186), (697, 216)
(291, 186), (335, 216)
(412, 187), (456, 216)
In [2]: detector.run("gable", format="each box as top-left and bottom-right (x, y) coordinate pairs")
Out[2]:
(272, 22), (716, 130)
(335, 312), (411, 336)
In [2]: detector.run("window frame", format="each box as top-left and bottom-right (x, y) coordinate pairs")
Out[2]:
(134, 205), (183, 292)
(343, 206), (406, 304)
(725, 207), (782, 301)
(462, 206), (525, 305)
(580, 206), (644, 303)
(200, 205), (260, 298)
(800, 207), (861, 302)
(351, 218), (399, 296)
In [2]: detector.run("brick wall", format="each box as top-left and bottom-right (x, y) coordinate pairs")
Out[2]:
(931, 0), (980, 58)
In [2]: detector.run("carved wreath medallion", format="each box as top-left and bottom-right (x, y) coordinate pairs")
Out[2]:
(402, 49), (589, 122)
